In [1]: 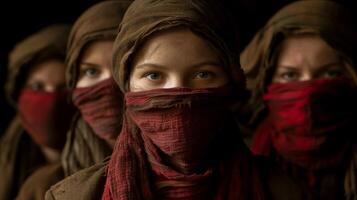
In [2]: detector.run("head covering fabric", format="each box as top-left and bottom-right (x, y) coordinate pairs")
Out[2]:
(112, 0), (245, 92)
(240, 0), (357, 125)
(61, 0), (132, 176)
(5, 24), (70, 106)
(66, 0), (133, 88)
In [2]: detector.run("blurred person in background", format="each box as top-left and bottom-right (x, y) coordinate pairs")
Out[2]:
(0, 24), (73, 200)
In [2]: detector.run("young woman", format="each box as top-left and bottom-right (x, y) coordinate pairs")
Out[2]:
(46, 0), (302, 200)
(61, 0), (132, 176)
(240, 1), (357, 199)
(0, 25), (73, 200)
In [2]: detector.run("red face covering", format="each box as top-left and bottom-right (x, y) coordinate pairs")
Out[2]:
(18, 89), (74, 149)
(72, 78), (124, 143)
(102, 87), (266, 200)
(126, 87), (234, 174)
(252, 78), (356, 170)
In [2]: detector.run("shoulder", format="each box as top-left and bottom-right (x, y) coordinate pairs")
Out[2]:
(45, 160), (108, 200)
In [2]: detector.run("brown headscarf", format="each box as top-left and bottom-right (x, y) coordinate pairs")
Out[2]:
(61, 0), (132, 176)
(240, 0), (357, 126)
(112, 0), (245, 92)
(103, 0), (268, 199)
(0, 24), (70, 200)
(5, 24), (70, 107)
(66, 0), (133, 88)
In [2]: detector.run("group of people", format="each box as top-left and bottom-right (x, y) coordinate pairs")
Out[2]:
(0, 0), (356, 199)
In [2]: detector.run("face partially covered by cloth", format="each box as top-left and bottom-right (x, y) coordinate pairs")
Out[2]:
(18, 57), (74, 150)
(126, 28), (238, 174)
(129, 28), (229, 91)
(240, 0), (357, 126)
(102, 1), (262, 200)
(272, 34), (350, 84)
(67, 1), (132, 146)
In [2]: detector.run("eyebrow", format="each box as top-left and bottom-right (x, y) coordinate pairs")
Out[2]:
(277, 61), (341, 70)
(134, 61), (222, 70)
(79, 62), (101, 69)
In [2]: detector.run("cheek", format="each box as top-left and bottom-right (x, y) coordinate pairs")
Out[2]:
(76, 77), (95, 88)
(76, 76), (103, 88)
(129, 72), (143, 92)
(101, 68), (112, 80)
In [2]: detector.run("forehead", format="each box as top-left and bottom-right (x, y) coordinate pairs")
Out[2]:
(276, 34), (339, 66)
(27, 58), (65, 82)
(132, 28), (220, 66)
(80, 40), (114, 63)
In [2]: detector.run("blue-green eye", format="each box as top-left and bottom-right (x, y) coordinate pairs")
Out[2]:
(146, 72), (162, 80)
(85, 68), (100, 77)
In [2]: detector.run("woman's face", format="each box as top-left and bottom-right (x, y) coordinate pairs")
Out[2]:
(25, 58), (66, 92)
(76, 40), (113, 88)
(272, 35), (348, 83)
(129, 28), (229, 92)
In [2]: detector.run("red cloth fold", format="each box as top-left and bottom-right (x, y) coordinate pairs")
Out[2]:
(18, 89), (74, 149)
(102, 87), (265, 200)
(72, 78), (124, 142)
(252, 78), (356, 170)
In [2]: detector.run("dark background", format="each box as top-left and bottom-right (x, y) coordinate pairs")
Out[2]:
(0, 0), (355, 136)
(0, 0), (101, 134)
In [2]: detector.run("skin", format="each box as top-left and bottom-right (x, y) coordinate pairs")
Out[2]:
(272, 35), (348, 83)
(129, 28), (229, 92)
(25, 58), (66, 92)
(76, 40), (113, 88)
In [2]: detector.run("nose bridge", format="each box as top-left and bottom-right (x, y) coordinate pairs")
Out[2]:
(301, 67), (314, 81)
(45, 82), (66, 92)
(45, 85), (56, 92)
(165, 73), (190, 88)
(102, 67), (112, 80)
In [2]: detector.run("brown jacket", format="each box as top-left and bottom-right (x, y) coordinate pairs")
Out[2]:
(16, 164), (64, 200)
(45, 157), (303, 200)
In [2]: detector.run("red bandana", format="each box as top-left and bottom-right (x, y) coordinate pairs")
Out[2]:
(102, 87), (266, 200)
(18, 89), (74, 149)
(252, 78), (356, 170)
(72, 78), (124, 142)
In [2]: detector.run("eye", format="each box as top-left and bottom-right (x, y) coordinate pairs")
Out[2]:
(84, 68), (100, 78)
(321, 68), (343, 78)
(280, 71), (299, 81)
(194, 71), (214, 79)
(145, 72), (162, 81)
(28, 82), (44, 91)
